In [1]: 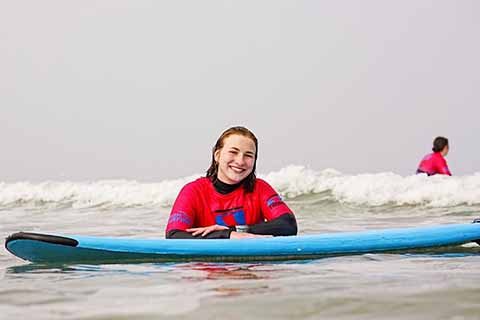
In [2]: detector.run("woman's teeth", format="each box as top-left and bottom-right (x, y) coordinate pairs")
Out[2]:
(230, 166), (244, 173)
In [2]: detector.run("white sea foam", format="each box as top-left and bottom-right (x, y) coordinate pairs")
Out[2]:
(0, 174), (200, 209)
(263, 166), (480, 207)
(1, 166), (479, 209)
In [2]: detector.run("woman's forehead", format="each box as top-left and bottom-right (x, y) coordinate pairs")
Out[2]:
(223, 134), (256, 151)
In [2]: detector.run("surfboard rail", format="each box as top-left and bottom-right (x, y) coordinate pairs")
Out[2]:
(5, 221), (480, 264)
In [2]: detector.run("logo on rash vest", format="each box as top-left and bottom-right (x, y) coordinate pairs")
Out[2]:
(214, 207), (246, 226)
(168, 212), (192, 225)
(267, 194), (284, 208)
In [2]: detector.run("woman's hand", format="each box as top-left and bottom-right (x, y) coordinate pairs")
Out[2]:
(186, 225), (229, 237)
(229, 231), (273, 239)
(186, 225), (273, 238)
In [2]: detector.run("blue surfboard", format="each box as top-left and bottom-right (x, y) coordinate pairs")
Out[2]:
(5, 222), (480, 264)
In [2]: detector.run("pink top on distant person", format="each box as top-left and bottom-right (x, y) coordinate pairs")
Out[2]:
(416, 152), (451, 176)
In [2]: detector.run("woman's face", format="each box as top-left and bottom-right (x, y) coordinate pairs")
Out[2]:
(214, 134), (256, 184)
(442, 145), (449, 156)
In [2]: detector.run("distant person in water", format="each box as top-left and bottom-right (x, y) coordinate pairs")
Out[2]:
(165, 126), (298, 239)
(416, 136), (452, 176)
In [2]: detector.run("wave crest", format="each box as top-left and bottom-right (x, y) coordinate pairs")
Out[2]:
(1, 166), (480, 209)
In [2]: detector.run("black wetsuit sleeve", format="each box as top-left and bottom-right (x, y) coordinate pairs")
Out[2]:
(248, 214), (298, 236)
(166, 229), (232, 239)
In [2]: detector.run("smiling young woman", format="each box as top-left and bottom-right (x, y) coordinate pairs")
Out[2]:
(165, 126), (298, 239)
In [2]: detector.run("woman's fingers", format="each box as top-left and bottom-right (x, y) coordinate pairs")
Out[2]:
(192, 229), (204, 236)
(186, 226), (273, 238)
(186, 225), (228, 237)
(202, 225), (228, 236)
(187, 227), (208, 236)
(186, 227), (202, 236)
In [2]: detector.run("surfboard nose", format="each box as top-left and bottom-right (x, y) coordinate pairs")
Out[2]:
(5, 232), (79, 250)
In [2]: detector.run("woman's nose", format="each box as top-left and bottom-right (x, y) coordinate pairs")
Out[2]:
(235, 153), (245, 164)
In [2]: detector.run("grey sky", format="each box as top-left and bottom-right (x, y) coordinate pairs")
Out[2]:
(1, 1), (479, 182)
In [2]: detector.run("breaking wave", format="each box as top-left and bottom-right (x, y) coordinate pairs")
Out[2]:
(1, 166), (479, 209)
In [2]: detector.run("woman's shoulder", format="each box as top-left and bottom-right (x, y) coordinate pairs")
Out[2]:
(255, 177), (268, 186)
(181, 177), (212, 192)
(422, 152), (434, 160)
(254, 178), (275, 191)
(431, 152), (445, 160)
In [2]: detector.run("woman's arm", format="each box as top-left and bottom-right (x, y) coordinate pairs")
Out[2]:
(166, 229), (232, 239)
(254, 179), (298, 236)
(165, 182), (198, 237)
(167, 225), (278, 239)
(437, 157), (452, 176)
(166, 214), (297, 239)
(247, 214), (297, 236)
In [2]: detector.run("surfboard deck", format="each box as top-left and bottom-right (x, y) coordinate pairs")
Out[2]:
(5, 222), (480, 264)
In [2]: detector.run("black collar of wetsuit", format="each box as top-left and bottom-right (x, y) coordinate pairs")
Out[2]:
(213, 178), (243, 194)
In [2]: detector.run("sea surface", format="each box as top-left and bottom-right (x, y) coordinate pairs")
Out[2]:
(1, 166), (480, 319)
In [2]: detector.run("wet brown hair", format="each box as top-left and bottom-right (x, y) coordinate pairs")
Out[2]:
(206, 126), (258, 193)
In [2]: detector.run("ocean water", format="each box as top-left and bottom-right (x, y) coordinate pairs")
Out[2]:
(1, 166), (480, 319)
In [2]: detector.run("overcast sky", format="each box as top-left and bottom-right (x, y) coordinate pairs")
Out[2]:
(1, 1), (479, 182)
